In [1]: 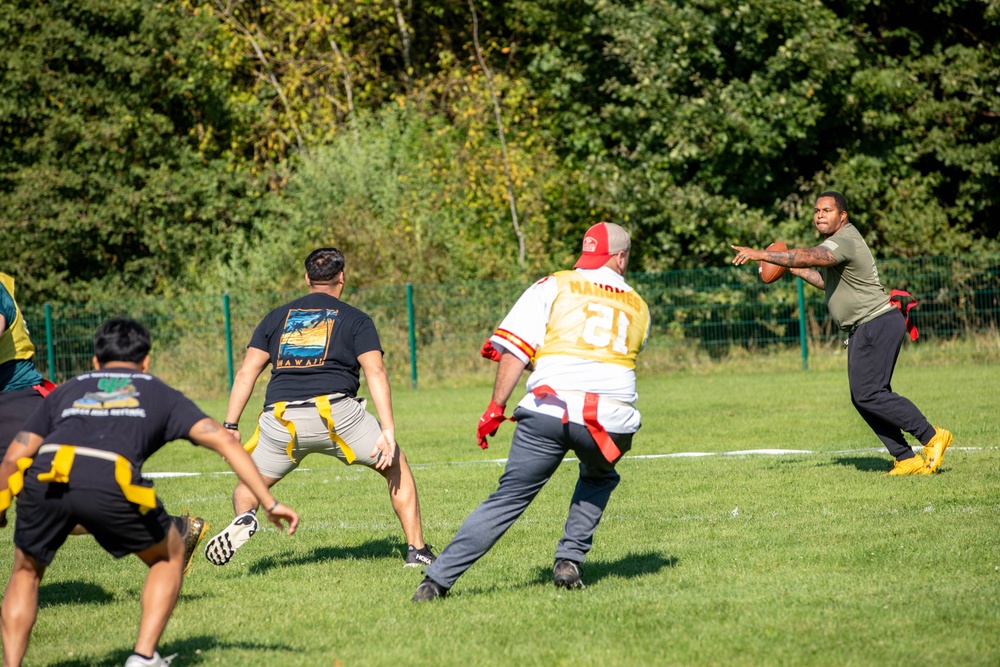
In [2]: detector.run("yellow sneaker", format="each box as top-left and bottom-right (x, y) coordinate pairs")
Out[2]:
(922, 427), (953, 474)
(884, 456), (925, 476)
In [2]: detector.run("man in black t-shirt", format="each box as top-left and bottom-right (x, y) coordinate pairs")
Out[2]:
(205, 248), (435, 568)
(0, 319), (299, 667)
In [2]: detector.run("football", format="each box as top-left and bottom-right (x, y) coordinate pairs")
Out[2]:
(758, 241), (787, 284)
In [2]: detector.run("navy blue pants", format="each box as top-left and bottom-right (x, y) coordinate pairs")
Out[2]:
(847, 308), (935, 460)
(425, 408), (633, 590)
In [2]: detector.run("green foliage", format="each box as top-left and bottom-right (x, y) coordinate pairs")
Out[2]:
(2, 0), (998, 301)
(511, 0), (1000, 267)
(212, 99), (574, 293)
(0, 0), (273, 303)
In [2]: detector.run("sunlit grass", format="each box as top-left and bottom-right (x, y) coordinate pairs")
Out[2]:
(4, 356), (997, 666)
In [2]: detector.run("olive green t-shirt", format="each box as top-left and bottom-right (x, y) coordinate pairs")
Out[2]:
(820, 223), (891, 332)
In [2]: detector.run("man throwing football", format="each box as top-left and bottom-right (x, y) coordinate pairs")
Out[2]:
(731, 191), (952, 475)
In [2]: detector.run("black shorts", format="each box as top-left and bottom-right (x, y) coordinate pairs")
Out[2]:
(0, 387), (43, 459)
(13, 457), (172, 567)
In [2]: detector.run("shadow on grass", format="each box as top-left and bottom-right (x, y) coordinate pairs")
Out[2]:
(38, 580), (114, 608)
(247, 537), (403, 574)
(45, 634), (296, 667)
(37, 581), (235, 608)
(832, 455), (891, 473)
(523, 550), (678, 589)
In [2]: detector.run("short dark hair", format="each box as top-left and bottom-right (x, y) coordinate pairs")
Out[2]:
(305, 248), (346, 282)
(94, 318), (151, 364)
(818, 190), (848, 214)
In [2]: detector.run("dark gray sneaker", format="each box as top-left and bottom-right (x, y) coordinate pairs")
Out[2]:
(412, 577), (448, 602)
(405, 544), (437, 567)
(553, 559), (585, 589)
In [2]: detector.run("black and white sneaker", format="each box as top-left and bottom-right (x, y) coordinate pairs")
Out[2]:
(553, 558), (585, 589)
(404, 544), (437, 567)
(412, 577), (448, 602)
(204, 511), (258, 566)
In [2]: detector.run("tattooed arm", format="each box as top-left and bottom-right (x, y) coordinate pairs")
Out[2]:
(789, 267), (825, 289)
(730, 243), (835, 289)
(731, 243), (838, 268)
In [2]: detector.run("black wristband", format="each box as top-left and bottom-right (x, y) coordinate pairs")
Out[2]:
(223, 422), (240, 430)
(266, 500), (279, 512)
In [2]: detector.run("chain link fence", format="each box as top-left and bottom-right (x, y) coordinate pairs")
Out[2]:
(19, 253), (1000, 399)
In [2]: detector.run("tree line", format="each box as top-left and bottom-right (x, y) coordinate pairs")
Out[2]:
(2, 0), (998, 304)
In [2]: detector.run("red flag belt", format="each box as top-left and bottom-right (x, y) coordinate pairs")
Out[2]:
(530, 385), (621, 464)
(32, 379), (57, 398)
(889, 289), (919, 341)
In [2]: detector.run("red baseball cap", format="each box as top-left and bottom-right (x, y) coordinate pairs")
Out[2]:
(573, 222), (631, 269)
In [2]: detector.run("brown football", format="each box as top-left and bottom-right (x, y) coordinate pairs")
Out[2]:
(759, 241), (787, 284)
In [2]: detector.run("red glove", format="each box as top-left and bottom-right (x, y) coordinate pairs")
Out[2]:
(480, 339), (502, 362)
(476, 400), (509, 449)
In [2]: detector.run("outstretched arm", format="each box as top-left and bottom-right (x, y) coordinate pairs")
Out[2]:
(357, 349), (396, 471)
(188, 418), (298, 534)
(731, 244), (838, 269)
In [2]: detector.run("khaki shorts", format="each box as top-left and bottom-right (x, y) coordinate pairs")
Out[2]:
(250, 395), (383, 479)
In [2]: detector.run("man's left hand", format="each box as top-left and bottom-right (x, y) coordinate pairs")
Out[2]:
(731, 244), (762, 266)
(371, 428), (397, 470)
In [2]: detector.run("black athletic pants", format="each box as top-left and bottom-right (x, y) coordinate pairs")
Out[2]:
(846, 308), (936, 460)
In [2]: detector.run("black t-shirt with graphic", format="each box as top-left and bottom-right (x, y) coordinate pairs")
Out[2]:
(20, 370), (207, 477)
(249, 292), (383, 404)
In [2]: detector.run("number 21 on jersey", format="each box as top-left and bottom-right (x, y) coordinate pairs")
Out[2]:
(582, 303), (630, 355)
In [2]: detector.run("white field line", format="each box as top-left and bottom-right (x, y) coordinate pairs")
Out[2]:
(143, 446), (991, 478)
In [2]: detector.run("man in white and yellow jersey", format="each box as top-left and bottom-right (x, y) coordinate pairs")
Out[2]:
(413, 222), (650, 601)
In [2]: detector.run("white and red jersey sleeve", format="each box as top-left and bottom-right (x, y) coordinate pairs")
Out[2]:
(489, 275), (558, 364)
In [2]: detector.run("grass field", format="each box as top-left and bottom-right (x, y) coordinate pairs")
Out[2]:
(3, 356), (998, 666)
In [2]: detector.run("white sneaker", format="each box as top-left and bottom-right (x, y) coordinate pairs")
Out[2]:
(204, 511), (258, 566)
(124, 651), (176, 666)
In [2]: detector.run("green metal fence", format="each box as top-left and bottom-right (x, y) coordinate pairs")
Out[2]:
(19, 253), (1000, 399)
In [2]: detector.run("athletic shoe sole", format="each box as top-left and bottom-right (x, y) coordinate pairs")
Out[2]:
(204, 512), (258, 566)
